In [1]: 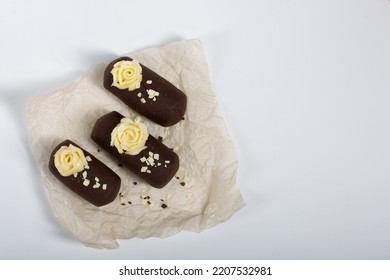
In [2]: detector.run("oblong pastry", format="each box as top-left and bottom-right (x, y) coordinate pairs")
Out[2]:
(91, 111), (179, 188)
(103, 56), (187, 127)
(48, 140), (121, 207)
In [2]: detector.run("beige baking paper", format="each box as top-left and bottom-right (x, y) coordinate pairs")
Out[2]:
(26, 39), (245, 249)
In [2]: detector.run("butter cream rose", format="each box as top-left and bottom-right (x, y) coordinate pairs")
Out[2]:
(54, 144), (88, 176)
(111, 60), (142, 91)
(110, 117), (149, 155)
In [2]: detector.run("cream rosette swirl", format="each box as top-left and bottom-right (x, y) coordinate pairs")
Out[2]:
(54, 144), (88, 176)
(110, 117), (149, 155)
(111, 60), (142, 91)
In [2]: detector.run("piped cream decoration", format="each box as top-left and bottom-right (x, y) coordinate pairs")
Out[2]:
(54, 144), (88, 176)
(110, 117), (149, 155)
(111, 60), (142, 91)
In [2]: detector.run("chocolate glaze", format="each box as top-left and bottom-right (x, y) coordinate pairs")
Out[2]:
(103, 57), (187, 127)
(48, 140), (121, 207)
(91, 111), (179, 188)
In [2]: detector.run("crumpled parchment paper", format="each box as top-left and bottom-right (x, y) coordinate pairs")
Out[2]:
(26, 39), (245, 249)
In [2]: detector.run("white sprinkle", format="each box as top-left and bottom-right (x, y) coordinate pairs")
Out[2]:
(83, 179), (90, 186)
(146, 170), (151, 174)
(148, 156), (154, 163)
(157, 162), (162, 166)
(153, 153), (159, 160)
(164, 165), (167, 168)
(85, 165), (89, 170)
(165, 160), (170, 164)
(82, 171), (87, 179)
(140, 98), (146, 103)
(140, 157), (147, 162)
(153, 97), (156, 101)
(73, 173), (77, 178)
(146, 80), (152, 84)
(147, 89), (159, 99)
(93, 182), (100, 189)
(149, 151), (154, 157)
(94, 177), (99, 182)
(137, 92), (142, 97)
(85, 156), (92, 162)
(141, 166), (148, 173)
(102, 184), (107, 190)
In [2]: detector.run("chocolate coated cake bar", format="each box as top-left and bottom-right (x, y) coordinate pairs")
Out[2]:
(91, 111), (179, 188)
(103, 57), (187, 127)
(48, 140), (121, 207)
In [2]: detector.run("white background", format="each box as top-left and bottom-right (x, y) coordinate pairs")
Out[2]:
(0, 0), (389, 259)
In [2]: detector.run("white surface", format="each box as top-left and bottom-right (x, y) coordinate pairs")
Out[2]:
(0, 0), (389, 259)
